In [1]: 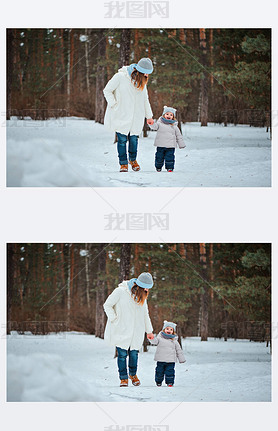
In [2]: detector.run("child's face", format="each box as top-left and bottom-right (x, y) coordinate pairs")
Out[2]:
(164, 326), (174, 334)
(164, 112), (174, 120)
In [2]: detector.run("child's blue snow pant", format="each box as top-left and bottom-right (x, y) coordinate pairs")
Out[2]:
(155, 361), (175, 385)
(155, 147), (175, 170)
(116, 132), (139, 165)
(116, 347), (139, 379)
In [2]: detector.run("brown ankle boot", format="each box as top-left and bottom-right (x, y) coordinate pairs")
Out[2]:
(129, 160), (140, 171)
(129, 374), (140, 386)
(120, 379), (128, 387)
(120, 164), (128, 172)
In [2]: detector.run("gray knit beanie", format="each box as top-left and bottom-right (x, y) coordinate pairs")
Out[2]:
(163, 320), (177, 331)
(162, 106), (176, 116)
(135, 58), (153, 74)
(136, 272), (153, 289)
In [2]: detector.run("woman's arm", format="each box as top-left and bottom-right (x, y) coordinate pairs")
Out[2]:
(103, 288), (121, 322)
(144, 87), (153, 120)
(175, 126), (186, 148)
(144, 301), (153, 334)
(103, 73), (121, 107)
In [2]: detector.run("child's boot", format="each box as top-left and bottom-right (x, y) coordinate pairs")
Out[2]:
(167, 169), (173, 172)
(120, 164), (128, 172)
(120, 379), (128, 387)
(129, 374), (141, 386)
(167, 383), (173, 387)
(156, 382), (162, 386)
(129, 160), (140, 171)
(156, 168), (162, 172)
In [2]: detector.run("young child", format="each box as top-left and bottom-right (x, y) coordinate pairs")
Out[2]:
(148, 320), (185, 387)
(148, 106), (185, 172)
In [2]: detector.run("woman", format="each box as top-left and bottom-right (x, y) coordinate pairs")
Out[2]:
(103, 58), (154, 172)
(103, 272), (154, 387)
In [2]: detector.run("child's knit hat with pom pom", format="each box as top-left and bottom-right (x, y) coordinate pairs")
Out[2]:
(162, 320), (177, 331)
(162, 106), (176, 116)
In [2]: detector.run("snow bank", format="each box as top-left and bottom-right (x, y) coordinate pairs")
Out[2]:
(7, 138), (102, 187)
(7, 333), (271, 402)
(7, 352), (103, 402)
(6, 119), (271, 187)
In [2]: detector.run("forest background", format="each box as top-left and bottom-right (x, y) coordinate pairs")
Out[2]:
(7, 28), (271, 129)
(7, 243), (271, 347)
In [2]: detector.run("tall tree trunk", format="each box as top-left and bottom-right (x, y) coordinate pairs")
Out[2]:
(199, 243), (209, 341)
(119, 29), (131, 68)
(119, 243), (131, 282)
(179, 29), (186, 45)
(53, 31), (58, 97)
(39, 30), (44, 92)
(143, 335), (148, 352)
(70, 30), (75, 99)
(209, 29), (214, 86)
(143, 119), (148, 137)
(84, 29), (91, 98)
(70, 244), (75, 314)
(66, 29), (72, 114)
(148, 256), (151, 273)
(134, 244), (143, 275)
(60, 243), (66, 308)
(185, 243), (195, 262)
(95, 245), (107, 338)
(15, 30), (23, 96)
(134, 29), (142, 61)
(223, 305), (229, 341)
(177, 325), (183, 349)
(85, 243), (91, 310)
(66, 244), (73, 328)
(223, 94), (228, 126)
(7, 29), (14, 120)
(208, 244), (215, 335)
(95, 30), (106, 124)
(199, 29), (209, 126)
(186, 29), (194, 46)
(59, 29), (66, 94)
(7, 244), (16, 333)
(179, 243), (186, 259)
(209, 243), (214, 299)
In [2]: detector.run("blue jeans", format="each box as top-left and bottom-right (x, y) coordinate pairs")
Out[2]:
(155, 147), (175, 170)
(155, 361), (175, 385)
(116, 132), (139, 165)
(116, 347), (139, 379)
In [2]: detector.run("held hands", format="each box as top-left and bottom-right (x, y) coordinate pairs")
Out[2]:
(147, 333), (154, 340)
(147, 118), (154, 125)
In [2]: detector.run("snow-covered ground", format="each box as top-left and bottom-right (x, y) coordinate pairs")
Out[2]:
(6, 118), (271, 187)
(7, 332), (271, 402)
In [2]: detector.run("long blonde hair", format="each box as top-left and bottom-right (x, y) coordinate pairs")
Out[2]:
(131, 69), (148, 91)
(131, 283), (149, 305)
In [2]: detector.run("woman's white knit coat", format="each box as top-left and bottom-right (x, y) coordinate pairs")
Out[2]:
(103, 281), (153, 350)
(103, 66), (153, 136)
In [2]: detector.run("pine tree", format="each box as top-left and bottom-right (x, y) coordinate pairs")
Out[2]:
(95, 30), (107, 124)
(119, 29), (131, 68)
(198, 29), (209, 126)
(95, 244), (107, 338)
(199, 243), (209, 341)
(119, 243), (131, 282)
